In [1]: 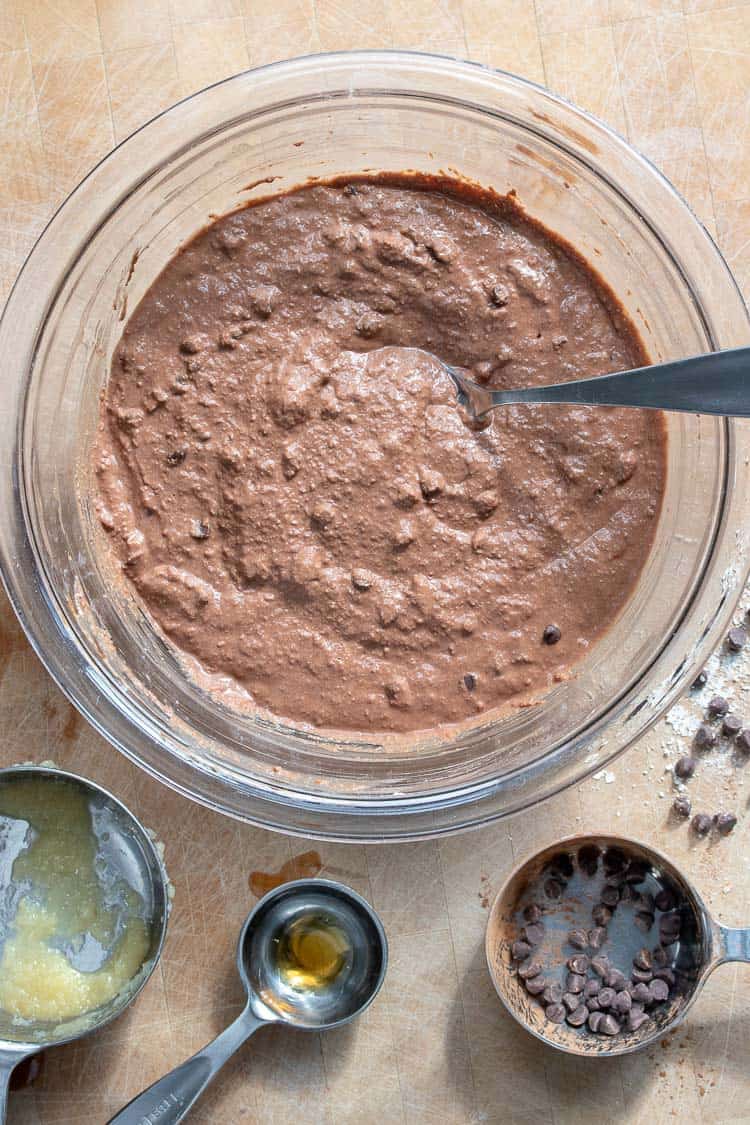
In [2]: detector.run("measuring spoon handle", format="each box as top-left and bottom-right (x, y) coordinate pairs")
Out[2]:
(716, 923), (750, 964)
(107, 1005), (265, 1125)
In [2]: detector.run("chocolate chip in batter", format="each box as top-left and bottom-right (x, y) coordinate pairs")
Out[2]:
(542, 624), (561, 645)
(463, 672), (477, 693)
(165, 449), (186, 466)
(190, 519), (210, 540)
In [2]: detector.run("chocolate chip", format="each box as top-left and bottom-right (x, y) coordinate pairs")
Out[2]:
(659, 912), (681, 935)
(489, 283), (510, 307)
(567, 955), (590, 975)
(518, 960), (543, 980)
(691, 670), (707, 690)
(605, 969), (627, 992)
(544, 877), (565, 900)
(190, 519), (210, 540)
(599, 1014), (621, 1036)
(674, 755), (696, 779)
(625, 859), (650, 884)
(631, 967), (653, 983)
(601, 884), (621, 907)
(694, 724), (716, 751)
(597, 987), (616, 1009)
(549, 852), (575, 878)
(566, 972), (586, 994)
(586, 995), (601, 1011)
(588, 1011), (604, 1033)
(525, 975), (547, 996)
(691, 812), (712, 836)
(523, 922), (545, 945)
(652, 946), (669, 968)
(627, 1009), (649, 1032)
(591, 956), (610, 979)
(619, 884), (636, 905)
(636, 891), (655, 913)
(567, 928), (589, 950)
(726, 627), (747, 652)
(463, 672), (477, 692)
(543, 982), (563, 1005)
(577, 844), (600, 876)
(649, 979), (670, 1003)
(166, 449), (186, 466)
(584, 979), (600, 998)
(511, 940), (532, 960)
(737, 729), (750, 753)
(653, 967), (675, 986)
(631, 982), (652, 1005)
(633, 949), (653, 971)
(562, 992), (580, 1013)
(707, 695), (729, 717)
(613, 990), (632, 1015)
(592, 903), (613, 927)
(546, 1002), (566, 1024)
(603, 846), (628, 875)
(672, 795), (692, 818)
(352, 569), (373, 591)
(523, 903), (542, 923)
(542, 624), (561, 645)
(567, 1005), (588, 1027)
(714, 811), (737, 835)
(634, 911), (655, 933)
(654, 889), (677, 912)
(722, 713), (743, 738)
(588, 926), (607, 950)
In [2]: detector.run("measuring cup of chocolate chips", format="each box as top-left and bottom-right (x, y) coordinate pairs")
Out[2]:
(486, 834), (749, 1056)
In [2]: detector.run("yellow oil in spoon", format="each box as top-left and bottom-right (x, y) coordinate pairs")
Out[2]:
(274, 912), (351, 991)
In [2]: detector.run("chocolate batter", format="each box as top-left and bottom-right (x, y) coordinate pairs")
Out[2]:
(95, 177), (666, 734)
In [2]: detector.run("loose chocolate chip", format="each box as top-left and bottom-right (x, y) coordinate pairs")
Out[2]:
(691, 812), (712, 836)
(726, 626), (747, 652)
(544, 877), (565, 900)
(694, 724), (717, 751)
(613, 990), (632, 1015)
(605, 970), (627, 993)
(636, 891), (655, 913)
(567, 1005), (589, 1027)
(586, 995), (601, 1012)
(633, 949), (653, 971)
(525, 975), (547, 995)
(588, 1011), (604, 1033)
(631, 967), (653, 983)
(166, 449), (186, 466)
(511, 940), (532, 961)
(546, 1003), (566, 1024)
(737, 729), (750, 753)
(649, 979), (670, 1003)
(707, 695), (729, 717)
(691, 670), (707, 690)
(601, 884), (621, 907)
(631, 982), (652, 1005)
(523, 922), (545, 946)
(543, 982), (563, 1005)
(591, 956), (610, 979)
(714, 811), (737, 835)
(653, 967), (675, 986)
(625, 859), (650, 884)
(603, 846), (628, 875)
(523, 903), (542, 923)
(672, 795), (692, 818)
(542, 624), (561, 645)
(592, 904), (613, 927)
(652, 946), (669, 968)
(619, 884), (637, 905)
(518, 960), (543, 980)
(567, 955), (590, 975)
(566, 972), (586, 994)
(674, 755), (696, 779)
(567, 928), (589, 950)
(628, 1009), (649, 1032)
(634, 911), (655, 933)
(577, 844), (600, 876)
(659, 912), (681, 935)
(654, 889), (677, 913)
(463, 672), (477, 692)
(722, 713), (743, 738)
(584, 979), (600, 998)
(562, 992), (580, 1013)
(599, 1014), (621, 1036)
(597, 987), (616, 1009)
(549, 852), (575, 878)
(588, 926), (607, 951)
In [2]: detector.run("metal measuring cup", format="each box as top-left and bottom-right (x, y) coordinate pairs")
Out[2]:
(486, 833), (750, 1056)
(0, 765), (170, 1120)
(109, 877), (388, 1124)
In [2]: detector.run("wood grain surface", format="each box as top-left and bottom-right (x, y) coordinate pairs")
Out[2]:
(1, 1), (749, 1121)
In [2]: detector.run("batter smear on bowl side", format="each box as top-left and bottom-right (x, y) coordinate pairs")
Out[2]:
(94, 176), (666, 734)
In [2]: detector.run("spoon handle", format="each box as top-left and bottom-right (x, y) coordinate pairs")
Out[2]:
(488, 346), (750, 415)
(107, 1005), (264, 1125)
(715, 923), (750, 965)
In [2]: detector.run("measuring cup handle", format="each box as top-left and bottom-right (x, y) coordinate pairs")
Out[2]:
(716, 924), (750, 964)
(0, 1048), (37, 1125)
(107, 1005), (265, 1125)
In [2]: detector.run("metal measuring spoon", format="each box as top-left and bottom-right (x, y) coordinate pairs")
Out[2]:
(0, 766), (169, 1123)
(368, 345), (750, 422)
(486, 833), (749, 1057)
(109, 878), (388, 1124)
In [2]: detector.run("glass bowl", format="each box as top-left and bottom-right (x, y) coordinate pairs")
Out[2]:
(1, 52), (749, 841)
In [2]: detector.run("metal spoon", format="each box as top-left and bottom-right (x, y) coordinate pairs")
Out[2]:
(486, 833), (749, 1057)
(374, 345), (750, 422)
(109, 878), (388, 1124)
